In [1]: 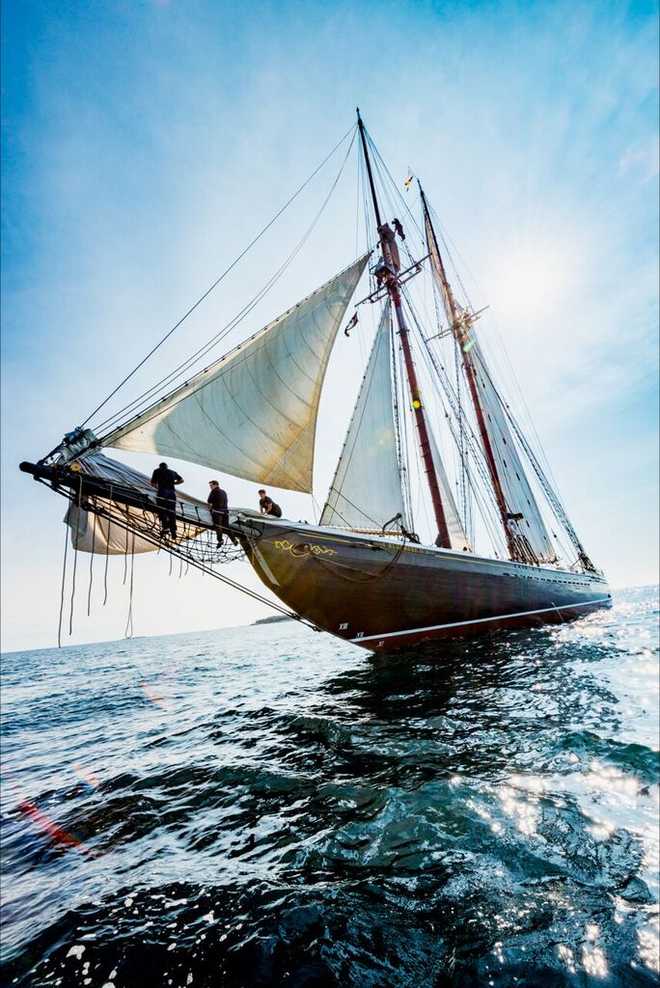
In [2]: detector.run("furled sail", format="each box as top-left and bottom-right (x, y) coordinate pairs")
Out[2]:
(424, 213), (555, 562)
(102, 255), (370, 493)
(320, 305), (407, 531)
(65, 451), (209, 554)
(427, 429), (471, 551)
(467, 345), (555, 561)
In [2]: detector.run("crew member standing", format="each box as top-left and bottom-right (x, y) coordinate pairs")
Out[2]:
(207, 480), (229, 546)
(150, 461), (183, 538)
(258, 488), (282, 518)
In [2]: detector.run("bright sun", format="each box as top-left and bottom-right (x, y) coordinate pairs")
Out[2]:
(486, 235), (583, 324)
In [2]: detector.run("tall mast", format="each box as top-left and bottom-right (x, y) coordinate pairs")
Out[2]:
(357, 110), (451, 549)
(419, 182), (519, 562)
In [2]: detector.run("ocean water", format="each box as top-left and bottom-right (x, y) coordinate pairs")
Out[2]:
(1, 587), (658, 987)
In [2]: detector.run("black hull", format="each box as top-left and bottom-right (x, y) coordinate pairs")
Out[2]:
(243, 519), (611, 651)
(17, 463), (611, 652)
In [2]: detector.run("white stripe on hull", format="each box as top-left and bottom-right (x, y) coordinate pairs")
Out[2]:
(350, 597), (611, 644)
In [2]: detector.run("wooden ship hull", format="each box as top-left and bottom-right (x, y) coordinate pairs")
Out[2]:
(243, 518), (611, 651)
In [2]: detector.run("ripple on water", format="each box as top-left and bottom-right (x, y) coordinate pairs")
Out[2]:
(1, 587), (658, 986)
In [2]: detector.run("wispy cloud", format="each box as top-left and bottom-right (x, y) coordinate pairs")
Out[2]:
(619, 138), (660, 182)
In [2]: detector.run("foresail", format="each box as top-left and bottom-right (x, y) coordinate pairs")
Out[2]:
(103, 255), (370, 493)
(427, 430), (470, 551)
(320, 305), (406, 531)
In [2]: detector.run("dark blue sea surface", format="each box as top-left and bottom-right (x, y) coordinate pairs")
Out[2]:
(1, 586), (658, 987)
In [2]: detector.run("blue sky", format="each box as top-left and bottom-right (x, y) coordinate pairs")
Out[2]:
(2, 0), (658, 651)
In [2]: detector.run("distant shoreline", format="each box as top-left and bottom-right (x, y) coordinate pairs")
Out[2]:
(252, 615), (294, 626)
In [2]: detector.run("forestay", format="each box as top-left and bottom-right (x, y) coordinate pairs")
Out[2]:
(103, 256), (370, 493)
(320, 305), (407, 531)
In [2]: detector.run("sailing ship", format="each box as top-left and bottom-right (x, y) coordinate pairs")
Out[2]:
(20, 111), (611, 651)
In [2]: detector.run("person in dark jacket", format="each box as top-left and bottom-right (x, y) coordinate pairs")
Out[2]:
(258, 489), (282, 518)
(150, 461), (183, 538)
(207, 480), (229, 546)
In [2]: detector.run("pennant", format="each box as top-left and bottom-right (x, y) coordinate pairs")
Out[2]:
(343, 312), (359, 338)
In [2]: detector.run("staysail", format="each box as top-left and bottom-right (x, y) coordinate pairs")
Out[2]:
(427, 428), (471, 551)
(424, 211), (555, 562)
(320, 306), (407, 531)
(102, 255), (369, 493)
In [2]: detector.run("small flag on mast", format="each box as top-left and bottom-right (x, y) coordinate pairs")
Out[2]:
(403, 174), (414, 191)
(343, 312), (359, 337)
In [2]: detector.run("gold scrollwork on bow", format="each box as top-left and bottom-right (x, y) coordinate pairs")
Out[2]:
(273, 539), (336, 558)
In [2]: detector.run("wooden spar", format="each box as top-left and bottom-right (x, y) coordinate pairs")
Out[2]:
(419, 183), (521, 562)
(393, 292), (451, 548)
(356, 111), (452, 549)
(356, 109), (383, 230)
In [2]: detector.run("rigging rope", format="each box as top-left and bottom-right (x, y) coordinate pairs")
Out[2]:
(122, 507), (130, 584)
(42, 477), (318, 639)
(390, 317), (414, 531)
(95, 131), (359, 440)
(87, 509), (96, 617)
(124, 533), (136, 639)
(310, 534), (408, 584)
(68, 483), (82, 636)
(405, 285), (576, 565)
(57, 520), (69, 649)
(351, 123), (519, 558)
(320, 306), (396, 531)
(400, 286), (507, 556)
(82, 124), (357, 431)
(103, 490), (112, 605)
(366, 130), (425, 248)
(424, 194), (565, 503)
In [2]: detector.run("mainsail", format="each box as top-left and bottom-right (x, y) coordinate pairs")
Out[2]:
(320, 306), (407, 531)
(102, 256), (369, 493)
(467, 344), (555, 560)
(424, 210), (555, 562)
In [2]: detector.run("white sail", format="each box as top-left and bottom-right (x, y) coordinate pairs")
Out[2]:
(427, 429), (471, 551)
(103, 256), (369, 493)
(320, 306), (406, 531)
(424, 213), (554, 562)
(468, 343), (555, 560)
(66, 505), (155, 555)
(64, 450), (210, 554)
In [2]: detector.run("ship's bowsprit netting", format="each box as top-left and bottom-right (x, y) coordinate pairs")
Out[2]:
(80, 494), (247, 566)
(42, 476), (312, 646)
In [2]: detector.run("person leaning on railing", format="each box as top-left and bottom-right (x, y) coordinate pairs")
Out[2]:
(258, 489), (282, 518)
